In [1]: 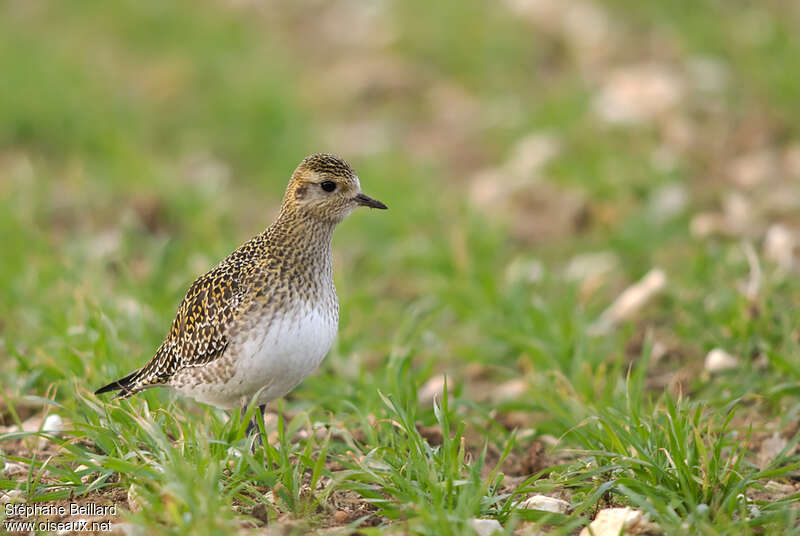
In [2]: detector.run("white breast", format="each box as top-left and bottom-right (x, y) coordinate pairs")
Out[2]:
(240, 303), (337, 402)
(179, 301), (338, 409)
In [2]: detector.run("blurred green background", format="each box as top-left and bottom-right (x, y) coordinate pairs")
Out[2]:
(2, 0), (800, 533)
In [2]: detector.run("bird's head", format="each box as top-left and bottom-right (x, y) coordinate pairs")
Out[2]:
(283, 153), (387, 223)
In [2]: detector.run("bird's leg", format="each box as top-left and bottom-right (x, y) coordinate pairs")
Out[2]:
(245, 404), (268, 438)
(257, 404), (267, 436)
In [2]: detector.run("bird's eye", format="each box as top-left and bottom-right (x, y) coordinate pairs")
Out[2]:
(320, 181), (336, 192)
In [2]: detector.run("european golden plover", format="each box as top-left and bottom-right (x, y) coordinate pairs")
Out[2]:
(95, 153), (387, 430)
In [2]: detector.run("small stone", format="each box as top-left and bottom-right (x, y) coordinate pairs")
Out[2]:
(764, 224), (795, 271)
(418, 374), (446, 406)
(728, 149), (777, 188)
(537, 434), (559, 447)
(470, 518), (503, 536)
(579, 507), (652, 536)
(519, 494), (569, 514)
(42, 414), (63, 435)
(1, 461), (26, 477)
(561, 1), (611, 54)
(722, 192), (758, 236)
(1, 489), (24, 504)
(648, 183), (688, 222)
(593, 64), (684, 125)
(690, 212), (725, 238)
(764, 480), (794, 496)
(759, 433), (791, 469)
(491, 379), (529, 402)
(75, 464), (94, 484)
(469, 133), (560, 213)
(470, 168), (509, 209)
(14, 415), (43, 433)
(333, 510), (349, 523)
(564, 251), (618, 282)
(589, 268), (667, 334)
(505, 133), (560, 179)
(704, 348), (739, 373)
(505, 257), (545, 285)
(690, 193), (760, 239)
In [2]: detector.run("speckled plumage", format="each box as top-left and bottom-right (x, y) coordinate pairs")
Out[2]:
(95, 153), (387, 409)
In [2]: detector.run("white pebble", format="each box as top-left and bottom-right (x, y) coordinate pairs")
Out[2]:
(505, 132), (560, 178)
(579, 507), (651, 536)
(704, 348), (739, 373)
(589, 268), (667, 334)
(417, 374), (446, 406)
(505, 257), (545, 284)
(1, 461), (26, 477)
(648, 183), (688, 222)
(1, 489), (24, 504)
(759, 433), (790, 469)
(690, 212), (724, 238)
(564, 251), (618, 282)
(764, 224), (795, 271)
(42, 414), (64, 435)
(75, 464), (95, 484)
(469, 518), (503, 536)
(491, 379), (529, 402)
(764, 480), (794, 495)
(519, 494), (569, 513)
(593, 64), (684, 125)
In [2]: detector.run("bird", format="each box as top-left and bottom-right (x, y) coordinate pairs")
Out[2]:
(95, 153), (387, 432)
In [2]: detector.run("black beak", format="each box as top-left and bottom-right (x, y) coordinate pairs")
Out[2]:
(355, 193), (388, 210)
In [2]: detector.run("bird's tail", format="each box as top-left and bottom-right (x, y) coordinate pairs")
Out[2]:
(93, 369), (142, 399)
(94, 345), (174, 399)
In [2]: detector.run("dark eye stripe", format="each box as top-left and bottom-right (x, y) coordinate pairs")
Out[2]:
(321, 181), (336, 192)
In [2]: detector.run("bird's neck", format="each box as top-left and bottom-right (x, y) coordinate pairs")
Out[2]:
(264, 207), (336, 266)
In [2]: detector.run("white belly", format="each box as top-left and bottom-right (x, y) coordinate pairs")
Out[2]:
(177, 302), (337, 409)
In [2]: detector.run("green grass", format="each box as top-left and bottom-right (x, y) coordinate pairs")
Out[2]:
(2, 0), (800, 534)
